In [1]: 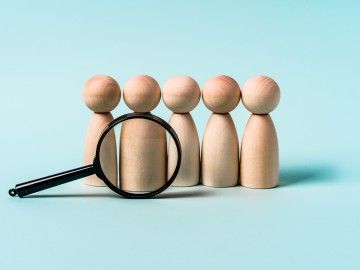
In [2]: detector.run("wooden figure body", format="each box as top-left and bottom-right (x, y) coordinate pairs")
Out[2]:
(120, 75), (166, 191)
(240, 75), (280, 188)
(163, 76), (201, 186)
(201, 75), (241, 187)
(83, 75), (121, 186)
(202, 113), (239, 187)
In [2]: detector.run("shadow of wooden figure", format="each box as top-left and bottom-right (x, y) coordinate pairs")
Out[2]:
(280, 164), (338, 187)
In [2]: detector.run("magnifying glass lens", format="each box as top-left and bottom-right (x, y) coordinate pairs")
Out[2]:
(98, 116), (178, 197)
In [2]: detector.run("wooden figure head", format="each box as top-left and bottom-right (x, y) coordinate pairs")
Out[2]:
(162, 75), (201, 113)
(123, 75), (161, 113)
(202, 75), (241, 113)
(83, 75), (121, 113)
(242, 75), (280, 114)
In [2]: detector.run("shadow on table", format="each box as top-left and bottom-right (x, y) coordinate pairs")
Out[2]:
(25, 189), (215, 199)
(157, 189), (215, 199)
(280, 163), (338, 187)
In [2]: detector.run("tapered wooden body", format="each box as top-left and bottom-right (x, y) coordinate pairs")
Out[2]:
(240, 114), (279, 188)
(84, 113), (117, 186)
(120, 119), (167, 191)
(201, 113), (239, 187)
(168, 113), (200, 186)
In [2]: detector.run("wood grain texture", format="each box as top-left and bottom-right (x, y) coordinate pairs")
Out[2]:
(84, 113), (117, 186)
(241, 75), (280, 114)
(162, 75), (201, 113)
(201, 113), (239, 187)
(83, 75), (121, 113)
(123, 75), (161, 112)
(120, 119), (167, 191)
(168, 113), (200, 186)
(202, 75), (241, 113)
(240, 114), (279, 188)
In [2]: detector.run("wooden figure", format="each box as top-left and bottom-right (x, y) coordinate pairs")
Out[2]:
(201, 75), (241, 187)
(83, 75), (121, 186)
(162, 75), (201, 186)
(120, 75), (166, 191)
(240, 75), (280, 188)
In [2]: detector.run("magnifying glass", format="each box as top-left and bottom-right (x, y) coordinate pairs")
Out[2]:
(8, 112), (181, 199)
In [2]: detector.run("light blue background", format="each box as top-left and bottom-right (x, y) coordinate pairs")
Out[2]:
(1, 0), (359, 269)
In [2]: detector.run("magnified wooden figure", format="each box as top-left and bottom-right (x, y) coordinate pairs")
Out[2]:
(120, 75), (166, 191)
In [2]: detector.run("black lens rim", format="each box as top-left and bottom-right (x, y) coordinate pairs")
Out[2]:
(94, 112), (182, 199)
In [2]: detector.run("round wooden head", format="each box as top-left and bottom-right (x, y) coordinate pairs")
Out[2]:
(83, 75), (121, 113)
(162, 75), (201, 113)
(242, 75), (280, 114)
(123, 75), (161, 112)
(202, 75), (241, 113)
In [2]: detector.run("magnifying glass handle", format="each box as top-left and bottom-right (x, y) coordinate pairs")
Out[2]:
(9, 165), (95, 198)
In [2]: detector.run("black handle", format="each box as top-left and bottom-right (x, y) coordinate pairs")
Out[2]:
(9, 165), (95, 198)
